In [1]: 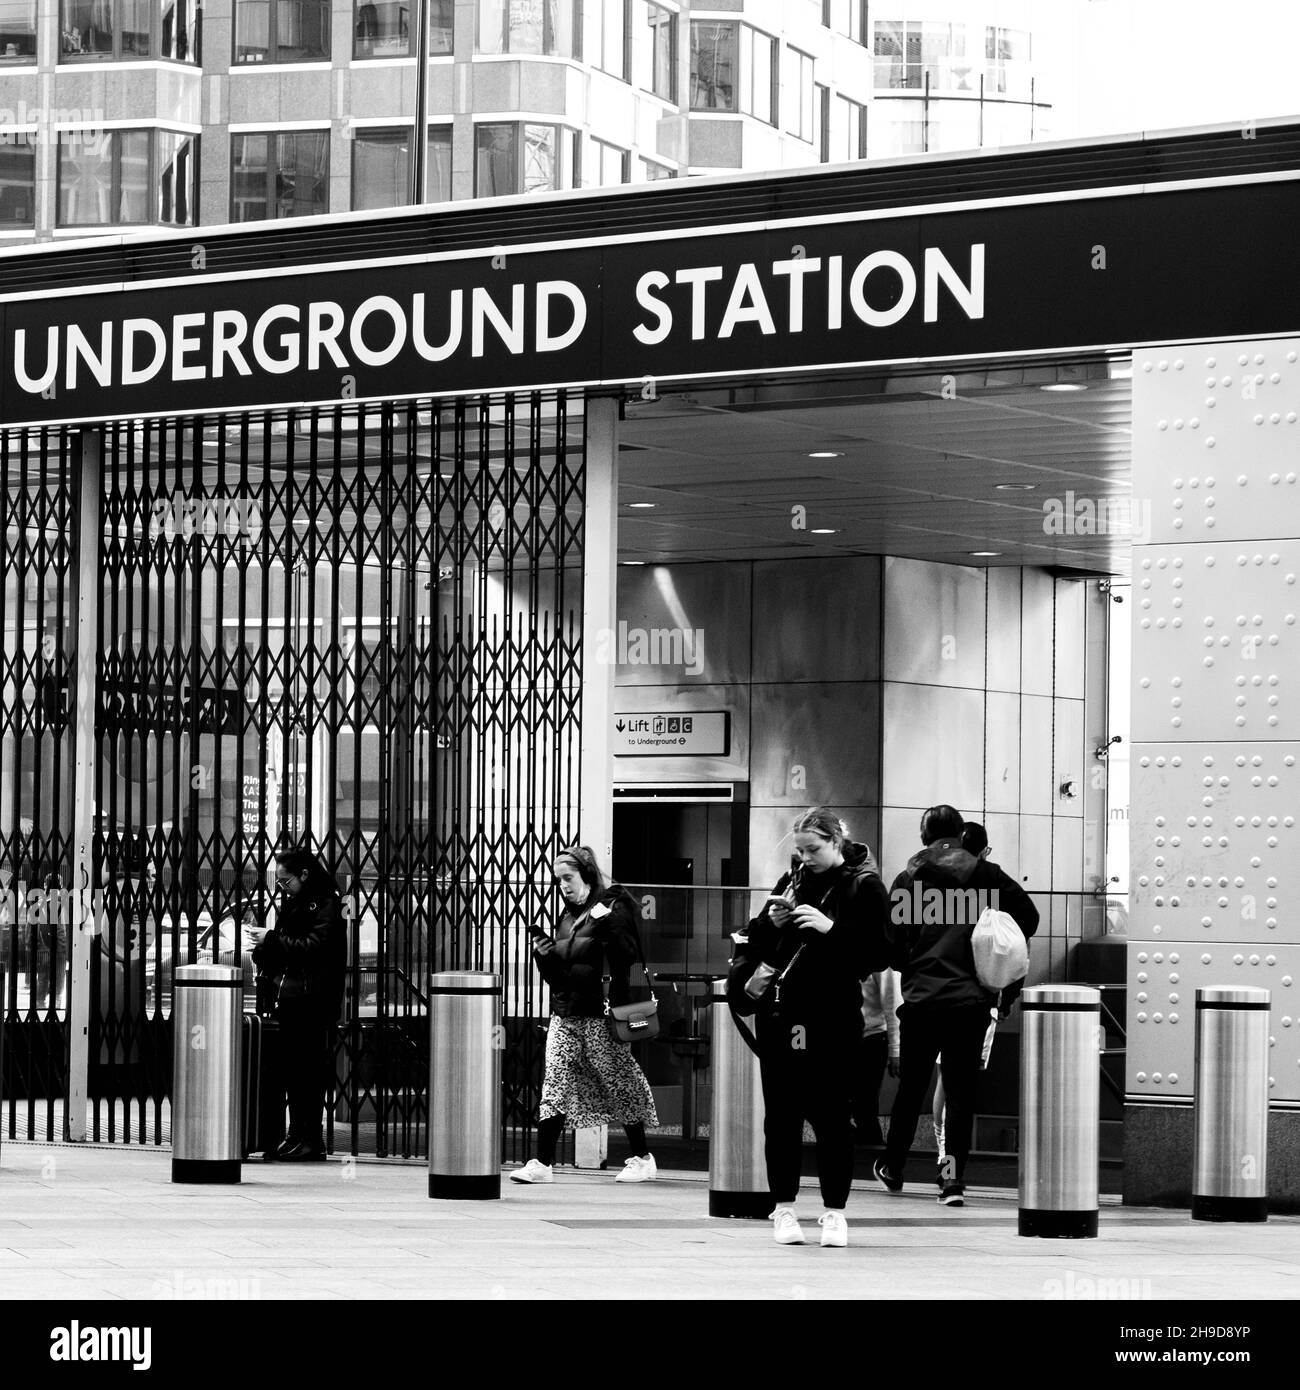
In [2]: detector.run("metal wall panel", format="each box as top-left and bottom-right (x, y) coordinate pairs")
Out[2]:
(986, 567), (1023, 694)
(880, 681), (983, 810)
(1132, 340), (1300, 546)
(1052, 697), (1086, 819)
(1131, 541), (1300, 743)
(1054, 579), (1088, 699)
(616, 561), (751, 687)
(984, 690), (1022, 814)
(1019, 814), (1053, 890)
(1130, 740), (1296, 946)
(752, 556), (881, 683)
(751, 681), (880, 809)
(1052, 815), (1085, 893)
(1130, 335), (1300, 1135)
(882, 557), (986, 689)
(1125, 941), (1300, 1101)
(749, 804), (881, 889)
(1020, 568), (1055, 696)
(1017, 693), (1054, 816)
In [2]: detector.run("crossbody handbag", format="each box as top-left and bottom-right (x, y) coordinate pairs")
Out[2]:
(601, 926), (660, 1044)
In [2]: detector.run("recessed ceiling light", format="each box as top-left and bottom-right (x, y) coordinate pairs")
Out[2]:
(995, 483), (1036, 491)
(628, 502), (656, 508)
(969, 550), (1001, 557)
(808, 451), (844, 458)
(810, 528), (840, 535)
(1040, 383), (1087, 392)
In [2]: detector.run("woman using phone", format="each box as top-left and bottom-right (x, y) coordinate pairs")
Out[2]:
(728, 807), (890, 1247)
(511, 844), (658, 1185)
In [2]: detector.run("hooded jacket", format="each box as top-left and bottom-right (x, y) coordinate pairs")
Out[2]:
(885, 839), (1039, 1009)
(530, 883), (644, 1019)
(252, 886), (347, 1024)
(729, 840), (891, 1036)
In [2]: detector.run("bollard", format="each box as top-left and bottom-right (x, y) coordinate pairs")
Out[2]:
(172, 964), (243, 1184)
(1192, 986), (1270, 1222)
(707, 978), (769, 1218)
(1019, 984), (1100, 1237)
(429, 971), (501, 1199)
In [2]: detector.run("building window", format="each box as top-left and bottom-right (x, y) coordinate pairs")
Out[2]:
(822, 0), (863, 44)
(1, 0), (37, 61)
(61, 0), (197, 60)
(352, 125), (451, 208)
(231, 130), (329, 221)
(689, 21), (774, 123)
(632, 1), (674, 101)
(741, 25), (775, 124)
(784, 45), (814, 142)
(477, 0), (576, 57)
(57, 128), (195, 226)
(354, 0), (451, 57)
(475, 121), (576, 197)
(985, 26), (1030, 96)
(874, 19), (973, 92)
(0, 133), (35, 226)
(830, 92), (865, 161)
(587, 136), (628, 187)
(639, 156), (673, 181)
(815, 81), (829, 161)
(234, 0), (330, 63)
(690, 20), (733, 110)
(586, 0), (626, 79)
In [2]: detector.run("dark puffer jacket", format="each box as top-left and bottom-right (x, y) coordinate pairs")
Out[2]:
(252, 887), (347, 1024)
(885, 840), (1040, 1010)
(728, 841), (891, 1037)
(529, 884), (643, 1019)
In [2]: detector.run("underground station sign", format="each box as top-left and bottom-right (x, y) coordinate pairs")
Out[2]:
(1, 179), (1298, 424)
(614, 711), (730, 757)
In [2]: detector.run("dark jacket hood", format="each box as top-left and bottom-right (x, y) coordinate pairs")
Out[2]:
(793, 840), (881, 878)
(904, 840), (980, 885)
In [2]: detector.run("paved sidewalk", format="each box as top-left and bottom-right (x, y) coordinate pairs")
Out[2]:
(0, 1141), (1296, 1302)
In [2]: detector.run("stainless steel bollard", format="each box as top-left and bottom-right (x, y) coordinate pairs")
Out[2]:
(172, 964), (243, 1184)
(707, 979), (769, 1218)
(429, 971), (501, 1199)
(1193, 986), (1270, 1222)
(1019, 984), (1100, 1237)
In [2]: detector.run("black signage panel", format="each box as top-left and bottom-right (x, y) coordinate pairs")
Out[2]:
(1, 180), (1297, 424)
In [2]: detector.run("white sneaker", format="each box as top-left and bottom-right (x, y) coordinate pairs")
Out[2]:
(615, 1154), (657, 1183)
(510, 1159), (554, 1184)
(818, 1211), (849, 1248)
(771, 1208), (806, 1245)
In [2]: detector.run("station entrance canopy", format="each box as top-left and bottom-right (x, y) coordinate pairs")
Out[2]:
(2, 124), (1300, 426)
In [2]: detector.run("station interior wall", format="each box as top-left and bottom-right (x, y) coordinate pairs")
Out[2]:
(612, 551), (1113, 992)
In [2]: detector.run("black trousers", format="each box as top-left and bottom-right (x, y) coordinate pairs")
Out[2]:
(850, 1031), (889, 1145)
(758, 1020), (857, 1208)
(884, 1002), (992, 1184)
(276, 997), (333, 1148)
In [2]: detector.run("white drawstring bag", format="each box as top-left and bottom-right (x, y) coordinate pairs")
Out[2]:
(971, 907), (1029, 990)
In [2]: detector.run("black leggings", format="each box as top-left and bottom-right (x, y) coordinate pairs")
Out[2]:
(536, 1114), (649, 1165)
(758, 1024), (857, 1208)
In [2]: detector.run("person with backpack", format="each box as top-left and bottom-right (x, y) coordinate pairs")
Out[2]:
(876, 806), (1038, 1207)
(246, 849), (347, 1161)
(727, 808), (891, 1248)
(512, 844), (658, 1185)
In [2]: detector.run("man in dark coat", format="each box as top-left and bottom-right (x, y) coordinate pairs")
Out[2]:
(876, 804), (1038, 1206)
(248, 849), (346, 1161)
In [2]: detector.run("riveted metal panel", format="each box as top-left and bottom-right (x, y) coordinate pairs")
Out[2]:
(882, 558), (985, 689)
(1131, 542), (1300, 743)
(1125, 940), (1300, 1102)
(1130, 741), (1297, 946)
(1132, 340), (1300, 546)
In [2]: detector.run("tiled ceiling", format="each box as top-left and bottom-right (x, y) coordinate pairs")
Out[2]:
(617, 357), (1134, 575)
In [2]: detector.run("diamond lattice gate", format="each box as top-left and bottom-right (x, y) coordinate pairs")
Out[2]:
(1, 394), (586, 1157)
